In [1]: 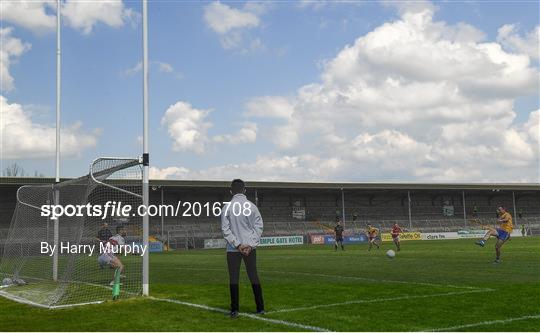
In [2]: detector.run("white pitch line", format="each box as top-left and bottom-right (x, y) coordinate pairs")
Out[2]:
(0, 275), (136, 309)
(0, 290), (52, 309)
(266, 289), (490, 314)
(149, 296), (331, 332)
(50, 301), (104, 309)
(261, 270), (486, 291)
(169, 266), (487, 291)
(426, 314), (540, 332)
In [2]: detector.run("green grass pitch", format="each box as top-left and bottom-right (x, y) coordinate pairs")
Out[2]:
(1, 237), (539, 331)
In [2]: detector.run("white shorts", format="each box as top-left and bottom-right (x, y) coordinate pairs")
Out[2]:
(98, 254), (113, 267)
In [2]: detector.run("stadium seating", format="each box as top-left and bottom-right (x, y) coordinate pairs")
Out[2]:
(1, 181), (539, 250)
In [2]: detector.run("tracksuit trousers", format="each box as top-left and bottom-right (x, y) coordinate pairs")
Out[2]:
(227, 249), (264, 313)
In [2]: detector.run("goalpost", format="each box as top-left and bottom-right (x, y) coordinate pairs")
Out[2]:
(142, 0), (150, 297)
(0, 0), (150, 307)
(0, 158), (144, 308)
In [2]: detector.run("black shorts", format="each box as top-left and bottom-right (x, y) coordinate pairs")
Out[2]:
(335, 237), (343, 242)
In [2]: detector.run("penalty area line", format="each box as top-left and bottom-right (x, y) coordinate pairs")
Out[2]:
(266, 289), (491, 314)
(149, 296), (331, 332)
(426, 314), (540, 331)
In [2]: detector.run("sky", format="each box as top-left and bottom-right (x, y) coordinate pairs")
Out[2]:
(1, 0), (539, 182)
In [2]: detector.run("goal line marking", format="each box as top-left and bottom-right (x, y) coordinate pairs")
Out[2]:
(0, 275), (132, 309)
(149, 296), (331, 332)
(266, 289), (490, 314)
(426, 314), (540, 331)
(0, 290), (103, 309)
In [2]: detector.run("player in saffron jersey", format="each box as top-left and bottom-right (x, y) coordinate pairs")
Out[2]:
(391, 223), (402, 251)
(367, 224), (381, 251)
(475, 206), (513, 263)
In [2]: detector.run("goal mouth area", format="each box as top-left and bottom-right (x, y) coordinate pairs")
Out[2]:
(0, 157), (144, 308)
(0, 276), (138, 309)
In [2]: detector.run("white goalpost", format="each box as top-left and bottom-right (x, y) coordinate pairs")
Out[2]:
(142, 0), (150, 297)
(0, 0), (151, 307)
(53, 0), (61, 284)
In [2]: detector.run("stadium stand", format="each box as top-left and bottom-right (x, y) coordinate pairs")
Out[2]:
(1, 178), (539, 250)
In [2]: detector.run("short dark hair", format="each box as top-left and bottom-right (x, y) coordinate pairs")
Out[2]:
(116, 225), (125, 234)
(231, 179), (245, 194)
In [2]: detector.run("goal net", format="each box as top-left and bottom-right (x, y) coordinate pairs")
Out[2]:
(0, 158), (143, 308)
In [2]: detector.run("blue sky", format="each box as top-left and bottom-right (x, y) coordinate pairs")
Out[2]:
(1, 0), (539, 182)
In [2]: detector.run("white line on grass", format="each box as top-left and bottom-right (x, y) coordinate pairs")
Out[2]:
(170, 267), (488, 291)
(50, 301), (104, 309)
(426, 314), (540, 331)
(149, 296), (331, 332)
(261, 270), (486, 291)
(0, 290), (52, 309)
(0, 275), (133, 309)
(266, 289), (490, 314)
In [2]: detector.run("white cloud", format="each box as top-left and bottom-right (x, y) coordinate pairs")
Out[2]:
(150, 166), (190, 180)
(213, 122), (258, 144)
(298, 0), (362, 11)
(271, 124), (299, 150)
(152, 3), (539, 182)
(203, 1), (267, 50)
(234, 3), (539, 182)
(161, 101), (259, 153)
(62, 0), (136, 34)
(123, 61), (142, 76)
(0, 0), (56, 33)
(243, 2), (272, 15)
(497, 24), (540, 60)
(245, 96), (295, 119)
(381, 0), (437, 16)
(0, 96), (99, 159)
(161, 101), (212, 154)
(523, 110), (540, 143)
(203, 1), (259, 34)
(122, 61), (176, 76)
(150, 154), (342, 181)
(155, 61), (174, 73)
(0, 27), (31, 92)
(0, 0), (136, 35)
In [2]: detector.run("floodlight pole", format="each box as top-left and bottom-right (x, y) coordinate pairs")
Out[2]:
(407, 190), (412, 229)
(462, 190), (467, 228)
(341, 188), (345, 227)
(142, 0), (150, 297)
(512, 191), (517, 224)
(53, 0), (61, 282)
(161, 186), (164, 242)
(254, 189), (259, 206)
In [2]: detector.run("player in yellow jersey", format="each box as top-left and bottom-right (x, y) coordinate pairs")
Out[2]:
(367, 224), (381, 251)
(475, 206), (513, 263)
